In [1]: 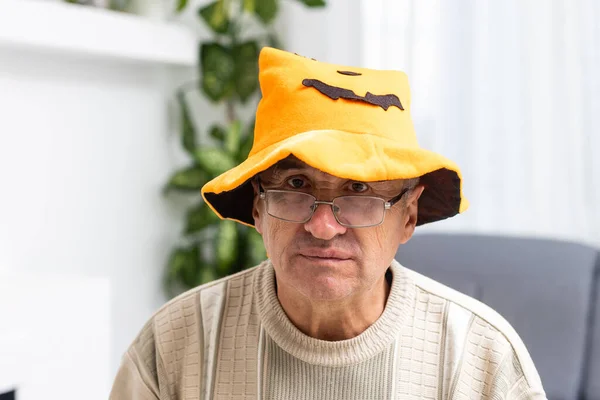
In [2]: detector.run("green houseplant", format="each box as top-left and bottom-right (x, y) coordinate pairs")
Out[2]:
(64, 0), (131, 12)
(164, 0), (326, 297)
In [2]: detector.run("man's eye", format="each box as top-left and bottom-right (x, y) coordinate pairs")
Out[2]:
(351, 182), (368, 193)
(287, 177), (305, 189)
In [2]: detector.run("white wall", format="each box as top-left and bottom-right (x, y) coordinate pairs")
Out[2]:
(0, 39), (190, 392)
(279, 0), (363, 66)
(0, 271), (111, 399)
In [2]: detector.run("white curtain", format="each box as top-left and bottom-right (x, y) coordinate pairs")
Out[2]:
(360, 0), (600, 247)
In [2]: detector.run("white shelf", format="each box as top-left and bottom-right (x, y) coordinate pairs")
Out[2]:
(0, 0), (197, 66)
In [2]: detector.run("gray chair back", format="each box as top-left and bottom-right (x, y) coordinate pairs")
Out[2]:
(584, 258), (600, 400)
(395, 233), (599, 400)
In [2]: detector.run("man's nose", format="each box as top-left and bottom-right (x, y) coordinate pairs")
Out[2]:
(304, 203), (347, 240)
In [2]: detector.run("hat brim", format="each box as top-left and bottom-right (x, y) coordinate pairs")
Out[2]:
(201, 129), (469, 227)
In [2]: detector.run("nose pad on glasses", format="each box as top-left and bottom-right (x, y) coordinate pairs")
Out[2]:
(306, 202), (346, 236)
(310, 203), (340, 214)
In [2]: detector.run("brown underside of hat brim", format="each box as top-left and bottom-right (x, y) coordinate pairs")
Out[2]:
(201, 129), (469, 227)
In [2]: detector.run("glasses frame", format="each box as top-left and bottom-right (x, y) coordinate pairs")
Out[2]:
(256, 177), (410, 228)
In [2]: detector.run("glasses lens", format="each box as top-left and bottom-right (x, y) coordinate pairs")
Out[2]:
(266, 191), (315, 222)
(333, 196), (385, 227)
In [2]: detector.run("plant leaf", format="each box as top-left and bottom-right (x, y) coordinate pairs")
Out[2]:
(295, 0), (326, 7)
(209, 124), (227, 143)
(233, 41), (259, 103)
(198, 0), (229, 34)
(225, 120), (242, 156)
(177, 92), (196, 155)
(243, 0), (256, 13)
(246, 228), (266, 266)
(198, 262), (218, 285)
(165, 166), (208, 192)
(183, 246), (201, 287)
(254, 0), (278, 24)
(201, 43), (235, 102)
(266, 32), (283, 49)
(236, 119), (255, 162)
(175, 0), (189, 12)
(166, 246), (199, 291)
(108, 0), (130, 11)
(215, 221), (238, 275)
(184, 202), (220, 235)
(193, 148), (237, 177)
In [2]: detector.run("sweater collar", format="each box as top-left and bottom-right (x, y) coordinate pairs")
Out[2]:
(254, 259), (416, 367)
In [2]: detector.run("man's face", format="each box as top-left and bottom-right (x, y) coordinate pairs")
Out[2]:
(252, 157), (424, 302)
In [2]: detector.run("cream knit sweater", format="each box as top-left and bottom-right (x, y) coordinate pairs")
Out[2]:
(110, 260), (547, 400)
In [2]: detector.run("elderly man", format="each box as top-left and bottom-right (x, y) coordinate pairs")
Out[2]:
(110, 47), (546, 399)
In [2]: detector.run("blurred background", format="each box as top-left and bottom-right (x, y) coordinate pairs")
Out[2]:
(0, 0), (598, 399)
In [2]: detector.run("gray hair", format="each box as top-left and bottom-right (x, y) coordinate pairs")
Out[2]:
(403, 177), (420, 190)
(400, 177), (420, 205)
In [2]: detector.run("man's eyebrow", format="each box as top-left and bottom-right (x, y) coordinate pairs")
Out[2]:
(256, 159), (308, 183)
(266, 160), (309, 180)
(271, 158), (307, 171)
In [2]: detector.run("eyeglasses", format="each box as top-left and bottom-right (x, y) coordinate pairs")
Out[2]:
(257, 180), (409, 228)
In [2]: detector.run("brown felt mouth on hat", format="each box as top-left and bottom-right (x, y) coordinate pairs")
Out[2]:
(302, 79), (404, 111)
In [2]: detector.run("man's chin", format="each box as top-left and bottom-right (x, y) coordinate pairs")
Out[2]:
(279, 256), (359, 299)
(294, 274), (356, 302)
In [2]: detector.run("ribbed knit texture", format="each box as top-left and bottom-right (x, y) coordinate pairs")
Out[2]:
(110, 260), (547, 400)
(264, 336), (395, 399)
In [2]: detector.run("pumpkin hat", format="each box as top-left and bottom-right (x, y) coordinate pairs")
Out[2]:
(201, 47), (468, 227)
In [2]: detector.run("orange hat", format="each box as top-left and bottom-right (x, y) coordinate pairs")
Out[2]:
(201, 47), (468, 227)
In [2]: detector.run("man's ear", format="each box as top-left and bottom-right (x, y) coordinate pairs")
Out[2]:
(251, 178), (263, 234)
(399, 185), (425, 244)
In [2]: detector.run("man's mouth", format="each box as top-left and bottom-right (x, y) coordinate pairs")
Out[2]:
(299, 248), (352, 261)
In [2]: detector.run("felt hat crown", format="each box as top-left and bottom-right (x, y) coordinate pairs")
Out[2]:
(201, 47), (468, 226)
